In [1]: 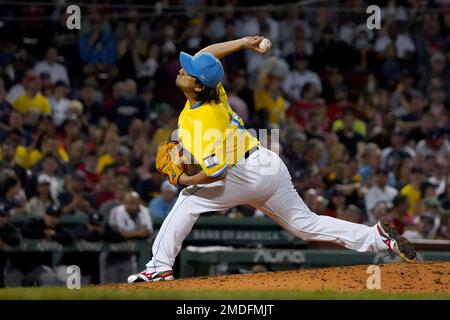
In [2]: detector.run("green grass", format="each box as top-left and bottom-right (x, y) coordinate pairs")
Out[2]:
(0, 287), (448, 300)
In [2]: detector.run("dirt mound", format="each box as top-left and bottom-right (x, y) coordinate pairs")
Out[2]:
(107, 261), (449, 294)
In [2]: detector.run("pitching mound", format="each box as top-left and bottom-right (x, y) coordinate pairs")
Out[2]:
(107, 261), (449, 294)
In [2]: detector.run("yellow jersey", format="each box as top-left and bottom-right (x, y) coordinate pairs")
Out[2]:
(400, 184), (421, 215)
(13, 93), (51, 115)
(0, 145), (29, 169)
(28, 148), (69, 168)
(97, 154), (114, 173)
(254, 90), (286, 126)
(178, 84), (259, 177)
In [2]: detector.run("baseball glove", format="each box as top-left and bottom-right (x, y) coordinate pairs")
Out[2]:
(156, 141), (184, 186)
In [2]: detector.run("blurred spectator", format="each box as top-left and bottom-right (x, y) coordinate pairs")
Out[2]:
(60, 212), (104, 284)
(80, 80), (103, 125)
(312, 26), (357, 71)
(381, 128), (416, 171)
(99, 181), (128, 218)
(297, 138), (325, 174)
(135, 43), (160, 88)
(103, 191), (153, 283)
(6, 74), (26, 105)
(358, 143), (382, 186)
(331, 105), (366, 137)
(388, 194), (410, 233)
(334, 108), (364, 158)
(325, 83), (351, 124)
(21, 205), (72, 243)
(33, 47), (70, 85)
(402, 214), (436, 240)
(5, 111), (33, 147)
(154, 42), (185, 107)
(439, 184), (450, 211)
(32, 155), (64, 201)
(121, 118), (145, 149)
(0, 176), (27, 216)
(12, 72), (51, 115)
(6, 205), (72, 287)
(0, 79), (12, 125)
(324, 188), (346, 218)
(416, 129), (450, 163)
(338, 204), (363, 223)
(131, 151), (161, 202)
(95, 166), (116, 208)
(28, 134), (68, 169)
(0, 204), (21, 287)
(364, 169), (398, 223)
(400, 166), (424, 215)
(283, 130), (307, 170)
(25, 174), (53, 217)
(374, 21), (415, 60)
(79, 15), (117, 67)
(49, 81), (70, 127)
(66, 139), (88, 174)
(428, 158), (448, 196)
(371, 201), (389, 221)
(58, 171), (96, 217)
(0, 140), (27, 187)
(107, 79), (147, 136)
(149, 180), (178, 220)
(283, 55), (322, 103)
(418, 51), (450, 98)
(286, 82), (319, 128)
(254, 57), (289, 128)
(227, 72), (250, 123)
(74, 212), (104, 242)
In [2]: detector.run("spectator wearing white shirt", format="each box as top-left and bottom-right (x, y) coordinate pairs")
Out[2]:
(33, 47), (70, 85)
(102, 191), (153, 283)
(6, 73), (28, 104)
(48, 81), (71, 127)
(365, 169), (398, 224)
(108, 191), (153, 236)
(416, 129), (450, 163)
(283, 55), (322, 103)
(374, 21), (415, 59)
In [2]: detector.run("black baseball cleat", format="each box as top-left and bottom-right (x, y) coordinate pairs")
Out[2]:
(376, 218), (416, 262)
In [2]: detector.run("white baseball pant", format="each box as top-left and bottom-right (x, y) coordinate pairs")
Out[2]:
(146, 147), (387, 272)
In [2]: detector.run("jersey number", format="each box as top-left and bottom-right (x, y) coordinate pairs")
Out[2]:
(229, 112), (244, 132)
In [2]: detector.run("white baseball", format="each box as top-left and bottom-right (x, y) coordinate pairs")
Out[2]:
(259, 38), (272, 50)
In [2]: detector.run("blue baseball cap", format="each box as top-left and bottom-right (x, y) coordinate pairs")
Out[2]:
(179, 51), (224, 88)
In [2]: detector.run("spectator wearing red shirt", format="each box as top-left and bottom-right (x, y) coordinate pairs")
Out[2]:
(326, 85), (353, 128)
(325, 188), (346, 218)
(286, 82), (320, 128)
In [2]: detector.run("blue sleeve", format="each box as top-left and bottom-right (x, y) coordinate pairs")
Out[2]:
(79, 34), (95, 64)
(101, 32), (117, 65)
(149, 199), (163, 219)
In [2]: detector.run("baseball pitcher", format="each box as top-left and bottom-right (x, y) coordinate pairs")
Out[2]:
(127, 37), (416, 283)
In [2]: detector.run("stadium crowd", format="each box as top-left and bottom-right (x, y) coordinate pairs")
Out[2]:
(0, 0), (450, 285)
